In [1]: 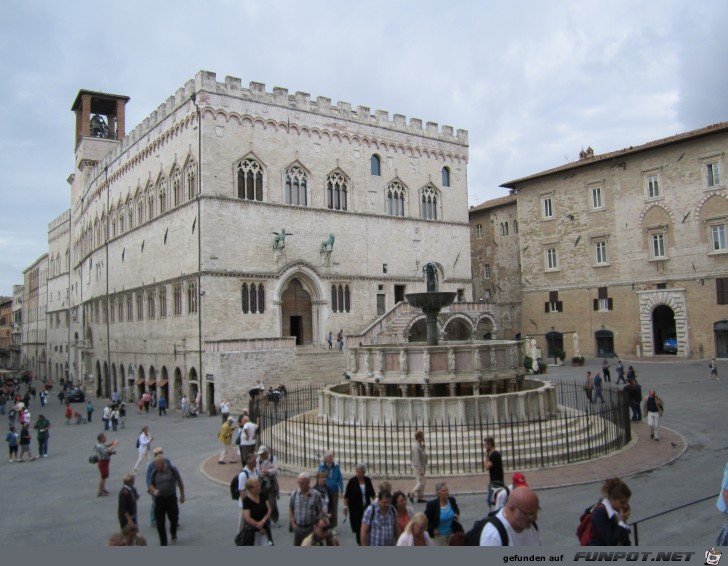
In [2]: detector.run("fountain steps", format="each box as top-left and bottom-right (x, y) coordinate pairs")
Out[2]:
(265, 407), (623, 475)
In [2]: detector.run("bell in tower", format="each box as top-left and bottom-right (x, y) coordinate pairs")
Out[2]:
(71, 90), (130, 148)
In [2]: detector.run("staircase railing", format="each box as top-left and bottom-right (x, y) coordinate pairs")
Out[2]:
(629, 493), (719, 545)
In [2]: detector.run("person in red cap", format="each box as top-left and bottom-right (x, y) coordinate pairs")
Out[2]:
(493, 472), (529, 512)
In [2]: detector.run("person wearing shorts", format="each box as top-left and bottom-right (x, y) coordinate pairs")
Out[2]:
(95, 432), (118, 496)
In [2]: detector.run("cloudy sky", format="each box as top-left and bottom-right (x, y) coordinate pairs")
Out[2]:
(1, 0), (726, 295)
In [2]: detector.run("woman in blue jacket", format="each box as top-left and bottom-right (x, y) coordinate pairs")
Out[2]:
(319, 451), (344, 530)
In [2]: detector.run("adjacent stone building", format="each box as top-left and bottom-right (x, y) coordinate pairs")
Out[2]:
(0, 297), (12, 368)
(22, 254), (48, 378)
(55, 70), (471, 410)
(501, 122), (728, 359)
(468, 194), (521, 340)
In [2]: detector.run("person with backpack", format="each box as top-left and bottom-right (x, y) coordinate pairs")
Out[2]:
(493, 472), (529, 512)
(579, 477), (631, 546)
(236, 453), (260, 533)
(360, 488), (399, 546)
(479, 487), (541, 546)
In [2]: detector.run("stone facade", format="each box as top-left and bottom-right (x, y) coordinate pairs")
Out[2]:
(11, 285), (23, 368)
(50, 71), (471, 410)
(0, 297), (12, 368)
(501, 122), (728, 359)
(22, 254), (48, 379)
(469, 195), (522, 339)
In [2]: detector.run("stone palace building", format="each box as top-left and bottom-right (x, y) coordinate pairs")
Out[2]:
(37, 70), (472, 411)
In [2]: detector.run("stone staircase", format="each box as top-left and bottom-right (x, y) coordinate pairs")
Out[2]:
(263, 406), (626, 477)
(275, 346), (348, 388)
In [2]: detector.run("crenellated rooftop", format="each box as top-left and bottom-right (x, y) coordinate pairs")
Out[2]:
(48, 209), (71, 232)
(87, 70), (469, 184)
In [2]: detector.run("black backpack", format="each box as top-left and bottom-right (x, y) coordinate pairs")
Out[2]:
(230, 468), (249, 500)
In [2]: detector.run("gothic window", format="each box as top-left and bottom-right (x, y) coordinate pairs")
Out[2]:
(110, 209), (117, 238)
(172, 168), (183, 207)
(173, 284), (182, 316)
(118, 296), (124, 322)
(126, 294), (133, 321)
(137, 196), (144, 226)
(110, 298), (115, 323)
(127, 204), (134, 230)
(185, 159), (198, 199)
(147, 290), (155, 320)
(136, 292), (143, 321)
(237, 158), (264, 201)
(326, 171), (348, 211)
(284, 165), (308, 206)
(331, 284), (351, 313)
(442, 166), (451, 187)
(147, 184), (155, 220)
(371, 154), (381, 176)
(420, 186), (439, 220)
(158, 286), (167, 318)
(387, 181), (406, 217)
(158, 177), (168, 214)
(119, 211), (125, 234)
(187, 281), (197, 314)
(242, 283), (265, 314)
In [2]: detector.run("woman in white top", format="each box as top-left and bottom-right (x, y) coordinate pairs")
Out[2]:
(397, 513), (434, 546)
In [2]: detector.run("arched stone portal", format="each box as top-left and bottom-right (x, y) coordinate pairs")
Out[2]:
(281, 278), (314, 346)
(638, 289), (687, 357)
(443, 315), (472, 341)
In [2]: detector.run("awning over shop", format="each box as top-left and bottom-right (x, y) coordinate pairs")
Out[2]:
(157, 379), (168, 387)
(146, 380), (156, 387)
(133, 378), (144, 385)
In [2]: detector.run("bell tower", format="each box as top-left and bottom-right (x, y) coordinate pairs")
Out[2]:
(71, 90), (130, 148)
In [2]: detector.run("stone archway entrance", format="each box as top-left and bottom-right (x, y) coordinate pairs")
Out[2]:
(653, 305), (677, 355)
(638, 289), (687, 357)
(281, 278), (313, 346)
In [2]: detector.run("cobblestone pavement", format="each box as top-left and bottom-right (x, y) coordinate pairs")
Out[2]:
(1, 357), (724, 546)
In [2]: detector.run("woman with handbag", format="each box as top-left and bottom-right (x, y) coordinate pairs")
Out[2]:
(239, 478), (273, 546)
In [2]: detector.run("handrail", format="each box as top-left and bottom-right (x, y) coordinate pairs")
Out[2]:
(630, 493), (719, 545)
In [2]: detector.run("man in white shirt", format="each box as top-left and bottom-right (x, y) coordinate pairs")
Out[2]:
(237, 453), (259, 533)
(480, 487), (541, 546)
(239, 414), (258, 464)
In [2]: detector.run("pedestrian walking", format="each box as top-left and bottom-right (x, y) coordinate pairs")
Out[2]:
(615, 360), (626, 384)
(408, 430), (428, 503)
(592, 372), (605, 404)
(86, 400), (94, 422)
(118, 473), (140, 530)
(327, 331), (333, 350)
(361, 488), (399, 546)
(217, 417), (237, 464)
(484, 437), (504, 510)
(149, 455), (185, 546)
(343, 463), (376, 545)
(158, 396), (166, 416)
(132, 426), (153, 473)
(602, 359), (611, 382)
(289, 473), (324, 546)
(424, 482), (459, 546)
(480, 487), (541, 546)
(642, 389), (664, 441)
(584, 371), (594, 403)
(6, 426), (19, 462)
(256, 445), (280, 527)
(17, 422), (35, 462)
(318, 451), (344, 531)
(710, 357), (719, 380)
(102, 404), (111, 431)
(581, 478), (632, 546)
(715, 461), (728, 545)
(337, 329), (344, 352)
(219, 399), (230, 423)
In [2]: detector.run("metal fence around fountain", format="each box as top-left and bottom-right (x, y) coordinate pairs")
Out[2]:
(252, 380), (631, 476)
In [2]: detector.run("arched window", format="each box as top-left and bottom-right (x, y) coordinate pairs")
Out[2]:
(147, 183), (155, 220)
(237, 158), (263, 201)
(137, 195), (144, 226)
(326, 171), (348, 211)
(504, 221), (509, 235)
(387, 181), (406, 217)
(172, 168), (183, 207)
(514, 219), (518, 234)
(442, 166), (451, 187)
(127, 203), (134, 230)
(331, 284), (351, 313)
(158, 177), (168, 214)
(187, 281), (197, 314)
(242, 283), (264, 314)
(284, 165), (308, 206)
(420, 186), (438, 220)
(257, 285), (265, 314)
(371, 154), (381, 176)
(185, 160), (198, 199)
